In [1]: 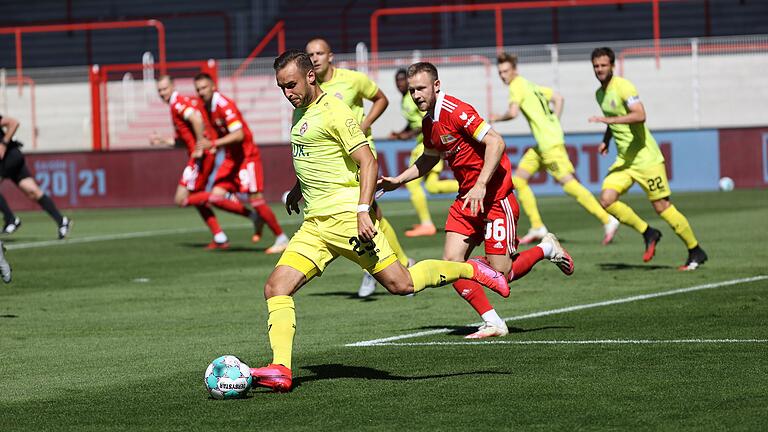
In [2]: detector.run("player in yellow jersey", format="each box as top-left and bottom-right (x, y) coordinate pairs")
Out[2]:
(491, 53), (619, 245)
(389, 69), (459, 238)
(589, 47), (707, 270)
(306, 38), (411, 298)
(248, 51), (511, 392)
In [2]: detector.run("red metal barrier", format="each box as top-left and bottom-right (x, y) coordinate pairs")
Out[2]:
(232, 20), (286, 100)
(370, 0), (679, 68)
(0, 20), (167, 95)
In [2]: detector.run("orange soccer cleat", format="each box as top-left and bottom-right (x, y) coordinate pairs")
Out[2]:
(642, 227), (662, 262)
(250, 364), (292, 392)
(206, 241), (230, 250)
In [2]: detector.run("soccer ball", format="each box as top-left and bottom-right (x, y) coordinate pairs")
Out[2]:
(718, 177), (735, 192)
(203, 355), (252, 399)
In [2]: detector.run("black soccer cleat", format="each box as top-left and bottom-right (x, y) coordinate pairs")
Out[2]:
(679, 245), (708, 271)
(58, 217), (72, 240)
(3, 217), (21, 234)
(642, 227), (662, 262)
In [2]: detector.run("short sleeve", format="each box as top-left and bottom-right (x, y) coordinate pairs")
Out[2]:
(618, 79), (641, 107)
(507, 81), (523, 105)
(450, 102), (490, 142)
(356, 72), (379, 100)
(330, 105), (368, 155)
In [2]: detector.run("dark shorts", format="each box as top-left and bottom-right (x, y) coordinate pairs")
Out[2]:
(0, 146), (31, 184)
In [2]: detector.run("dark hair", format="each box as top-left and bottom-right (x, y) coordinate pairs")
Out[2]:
(395, 68), (407, 78)
(496, 53), (518, 68)
(406, 62), (438, 81)
(591, 47), (615, 64)
(194, 72), (214, 82)
(157, 74), (174, 84)
(274, 50), (314, 74)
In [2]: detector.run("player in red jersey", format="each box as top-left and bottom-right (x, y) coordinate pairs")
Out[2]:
(192, 73), (289, 254)
(379, 62), (574, 339)
(152, 75), (229, 249)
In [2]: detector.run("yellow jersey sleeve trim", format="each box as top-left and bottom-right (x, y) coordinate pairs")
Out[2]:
(347, 141), (370, 155)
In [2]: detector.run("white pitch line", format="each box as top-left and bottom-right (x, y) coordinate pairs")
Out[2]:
(4, 208), (417, 250)
(346, 275), (768, 347)
(369, 339), (768, 346)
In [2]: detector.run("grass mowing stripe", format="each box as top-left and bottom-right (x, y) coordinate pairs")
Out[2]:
(4, 208), (417, 250)
(346, 275), (768, 347)
(370, 339), (768, 346)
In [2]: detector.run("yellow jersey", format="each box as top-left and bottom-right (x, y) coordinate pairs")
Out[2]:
(401, 92), (426, 147)
(318, 67), (379, 150)
(596, 76), (664, 169)
(290, 92), (369, 218)
(507, 75), (564, 151)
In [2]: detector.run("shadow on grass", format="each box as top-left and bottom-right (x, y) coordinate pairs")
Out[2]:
(307, 291), (382, 302)
(0, 314), (19, 318)
(288, 363), (513, 389)
(178, 242), (266, 253)
(598, 262), (674, 271)
(412, 324), (573, 336)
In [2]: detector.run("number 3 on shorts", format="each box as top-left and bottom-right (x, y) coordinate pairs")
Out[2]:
(485, 219), (506, 241)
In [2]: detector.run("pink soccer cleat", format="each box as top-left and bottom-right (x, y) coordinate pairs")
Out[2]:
(602, 216), (620, 245)
(250, 363), (292, 393)
(205, 241), (230, 250)
(540, 233), (574, 276)
(468, 258), (510, 298)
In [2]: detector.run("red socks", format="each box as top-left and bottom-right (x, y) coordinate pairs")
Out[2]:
(250, 198), (283, 236)
(195, 205), (222, 235)
(510, 247), (545, 281)
(453, 279), (493, 315)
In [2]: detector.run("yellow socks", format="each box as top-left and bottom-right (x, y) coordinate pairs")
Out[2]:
(605, 201), (649, 234)
(406, 178), (432, 225)
(562, 179), (612, 225)
(266, 295), (296, 369)
(660, 205), (699, 249)
(513, 176), (544, 229)
(408, 259), (474, 293)
(424, 172), (459, 194)
(379, 217), (408, 266)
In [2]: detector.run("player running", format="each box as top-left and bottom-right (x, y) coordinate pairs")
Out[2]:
(0, 113), (72, 239)
(249, 51), (510, 392)
(379, 62), (574, 339)
(151, 75), (229, 249)
(589, 47), (707, 270)
(192, 73), (289, 254)
(389, 68), (459, 238)
(306, 38), (411, 298)
(491, 53), (619, 245)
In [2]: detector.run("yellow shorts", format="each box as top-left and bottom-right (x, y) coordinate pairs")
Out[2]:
(602, 163), (671, 201)
(517, 146), (575, 181)
(276, 211), (398, 282)
(410, 143), (444, 174)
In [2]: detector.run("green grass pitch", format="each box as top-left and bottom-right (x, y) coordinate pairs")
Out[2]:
(1, 189), (767, 431)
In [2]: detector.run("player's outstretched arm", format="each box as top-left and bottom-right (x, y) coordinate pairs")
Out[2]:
(551, 91), (564, 118)
(360, 89), (388, 133)
(350, 145), (378, 242)
(462, 128), (506, 215)
(378, 153), (440, 193)
(0, 115), (20, 145)
(589, 101), (646, 125)
(491, 103), (519, 123)
(149, 132), (175, 147)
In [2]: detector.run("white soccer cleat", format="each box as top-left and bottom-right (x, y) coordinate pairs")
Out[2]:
(3, 217), (21, 234)
(602, 216), (620, 245)
(0, 241), (11, 283)
(540, 233), (574, 276)
(519, 225), (548, 245)
(58, 217), (72, 240)
(465, 321), (509, 339)
(358, 272), (377, 298)
(265, 234), (289, 255)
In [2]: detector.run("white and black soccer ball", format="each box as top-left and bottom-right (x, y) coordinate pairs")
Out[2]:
(204, 355), (252, 399)
(718, 176), (735, 192)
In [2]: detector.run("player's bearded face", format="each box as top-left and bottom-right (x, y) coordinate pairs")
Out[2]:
(592, 56), (613, 83)
(407, 72), (438, 112)
(195, 79), (215, 103)
(276, 63), (315, 108)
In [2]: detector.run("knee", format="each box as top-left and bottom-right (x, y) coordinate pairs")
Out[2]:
(27, 190), (41, 201)
(385, 279), (413, 296)
(599, 194), (615, 209)
(652, 199), (671, 214)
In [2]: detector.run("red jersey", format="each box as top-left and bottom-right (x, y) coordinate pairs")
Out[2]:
(169, 91), (211, 155)
(422, 92), (514, 201)
(206, 91), (259, 160)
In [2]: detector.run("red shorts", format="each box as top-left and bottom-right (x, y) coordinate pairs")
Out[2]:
(213, 154), (264, 194)
(445, 192), (520, 256)
(178, 153), (217, 192)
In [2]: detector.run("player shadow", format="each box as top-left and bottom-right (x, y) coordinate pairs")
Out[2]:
(598, 262), (674, 271)
(178, 242), (267, 253)
(289, 363), (514, 389)
(0, 314), (19, 318)
(307, 291), (385, 302)
(413, 324), (573, 336)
